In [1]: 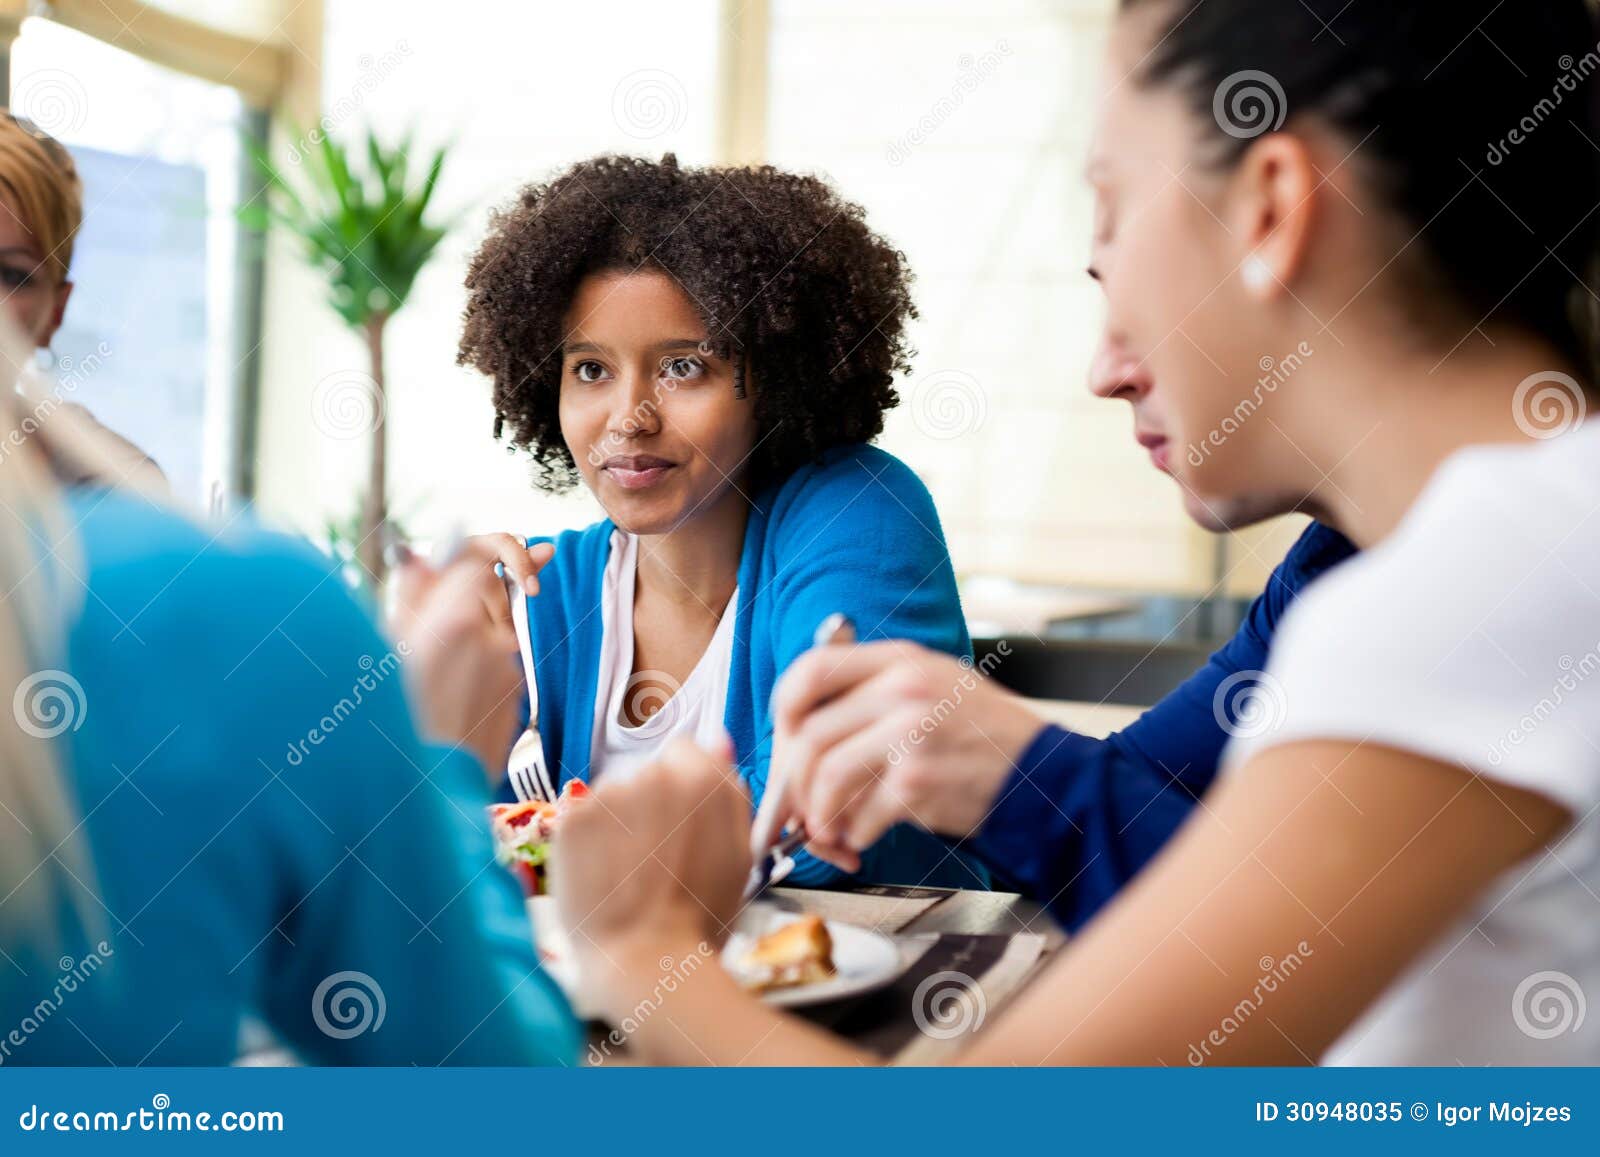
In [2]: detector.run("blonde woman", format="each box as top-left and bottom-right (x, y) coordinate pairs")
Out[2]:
(0, 110), (160, 486)
(0, 322), (577, 1064)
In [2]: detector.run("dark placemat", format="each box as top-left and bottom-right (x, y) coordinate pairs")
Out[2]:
(798, 932), (1045, 1062)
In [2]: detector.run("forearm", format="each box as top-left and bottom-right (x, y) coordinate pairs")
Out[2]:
(599, 935), (878, 1067)
(961, 742), (1568, 1066)
(970, 726), (1196, 929)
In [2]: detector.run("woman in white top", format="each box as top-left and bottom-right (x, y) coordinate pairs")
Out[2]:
(541, 0), (1600, 1064)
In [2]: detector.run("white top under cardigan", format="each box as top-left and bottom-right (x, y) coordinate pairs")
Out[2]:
(589, 530), (739, 784)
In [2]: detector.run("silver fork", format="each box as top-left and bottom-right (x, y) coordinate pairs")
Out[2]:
(506, 574), (557, 803)
(743, 613), (856, 900)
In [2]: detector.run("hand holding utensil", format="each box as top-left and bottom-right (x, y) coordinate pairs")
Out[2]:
(744, 613), (855, 900)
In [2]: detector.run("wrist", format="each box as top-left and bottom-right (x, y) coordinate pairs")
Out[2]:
(988, 696), (1048, 774)
(582, 923), (720, 1021)
(992, 700), (1043, 764)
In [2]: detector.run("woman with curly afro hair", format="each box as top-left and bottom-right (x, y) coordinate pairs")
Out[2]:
(458, 153), (987, 890)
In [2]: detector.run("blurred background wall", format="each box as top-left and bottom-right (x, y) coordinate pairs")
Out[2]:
(1, 0), (1306, 658)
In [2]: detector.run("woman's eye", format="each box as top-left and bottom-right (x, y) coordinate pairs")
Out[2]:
(572, 360), (608, 383)
(0, 266), (35, 290)
(661, 356), (704, 381)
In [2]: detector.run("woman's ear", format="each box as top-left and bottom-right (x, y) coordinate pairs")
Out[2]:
(1229, 134), (1319, 300)
(39, 280), (73, 348)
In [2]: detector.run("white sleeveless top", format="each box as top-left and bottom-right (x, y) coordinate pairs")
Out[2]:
(589, 531), (738, 784)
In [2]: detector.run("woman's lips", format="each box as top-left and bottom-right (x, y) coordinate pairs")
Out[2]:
(602, 455), (677, 490)
(1135, 432), (1171, 474)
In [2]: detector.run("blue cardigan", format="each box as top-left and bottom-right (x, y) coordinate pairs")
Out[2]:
(514, 444), (989, 889)
(967, 521), (1358, 930)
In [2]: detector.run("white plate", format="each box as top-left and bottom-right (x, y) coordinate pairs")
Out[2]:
(529, 898), (910, 1016)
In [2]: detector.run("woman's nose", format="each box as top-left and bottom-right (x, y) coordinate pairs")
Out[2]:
(1088, 338), (1152, 402)
(607, 368), (664, 438)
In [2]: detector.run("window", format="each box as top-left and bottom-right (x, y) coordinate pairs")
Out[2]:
(765, 0), (1302, 597)
(9, 17), (255, 503)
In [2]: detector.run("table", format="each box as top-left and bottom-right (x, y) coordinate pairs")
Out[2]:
(582, 884), (1065, 1066)
(1025, 697), (1144, 738)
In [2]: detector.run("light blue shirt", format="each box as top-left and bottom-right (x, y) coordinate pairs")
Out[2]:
(0, 489), (579, 1066)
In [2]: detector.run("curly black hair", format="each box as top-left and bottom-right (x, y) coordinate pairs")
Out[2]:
(457, 153), (917, 492)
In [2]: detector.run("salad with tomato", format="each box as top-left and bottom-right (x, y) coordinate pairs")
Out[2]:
(488, 780), (590, 896)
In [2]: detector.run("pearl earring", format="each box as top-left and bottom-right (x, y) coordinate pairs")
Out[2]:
(1241, 254), (1273, 293)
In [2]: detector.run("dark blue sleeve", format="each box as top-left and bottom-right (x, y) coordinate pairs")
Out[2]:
(967, 522), (1355, 930)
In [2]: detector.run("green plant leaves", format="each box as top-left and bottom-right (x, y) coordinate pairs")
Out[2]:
(239, 124), (453, 331)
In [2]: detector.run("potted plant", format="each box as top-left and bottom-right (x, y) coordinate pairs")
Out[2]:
(242, 126), (451, 587)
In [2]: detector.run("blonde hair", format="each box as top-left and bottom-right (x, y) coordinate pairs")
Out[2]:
(0, 111), (83, 284)
(0, 319), (163, 948)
